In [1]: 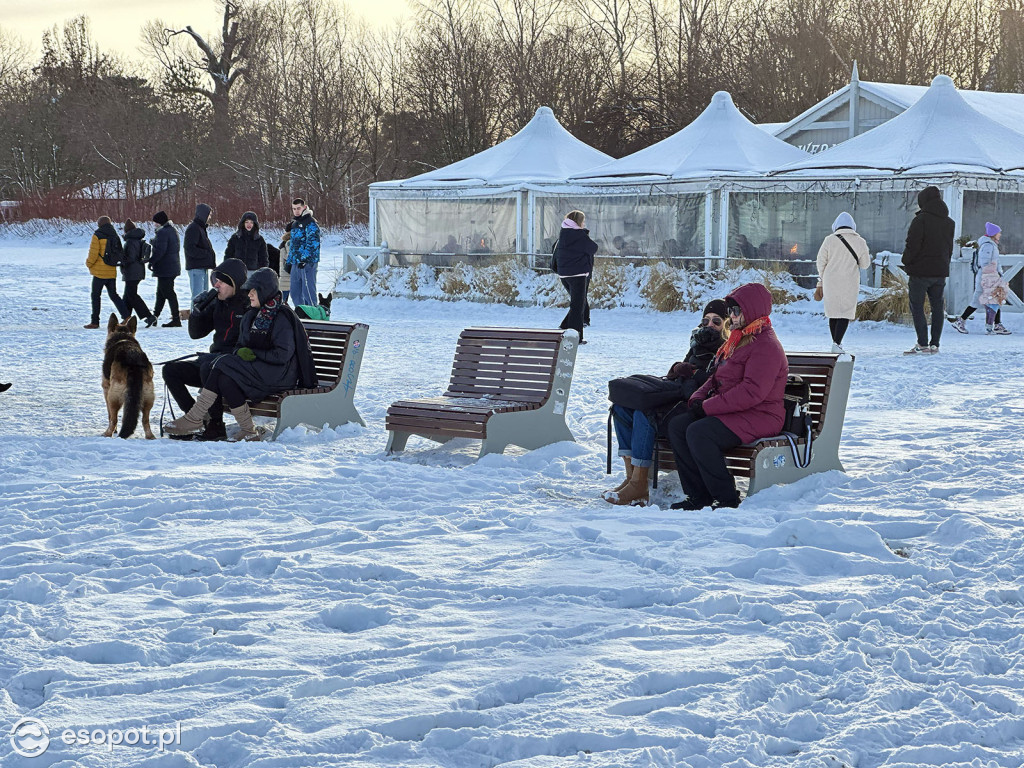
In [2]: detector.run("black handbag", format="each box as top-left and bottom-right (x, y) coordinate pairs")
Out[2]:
(608, 374), (688, 412)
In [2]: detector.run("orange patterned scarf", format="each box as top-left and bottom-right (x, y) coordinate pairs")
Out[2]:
(715, 316), (772, 362)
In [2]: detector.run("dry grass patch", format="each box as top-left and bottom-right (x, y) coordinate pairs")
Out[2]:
(475, 259), (521, 305)
(589, 264), (628, 309)
(857, 270), (911, 323)
(440, 262), (473, 299)
(643, 262), (686, 312)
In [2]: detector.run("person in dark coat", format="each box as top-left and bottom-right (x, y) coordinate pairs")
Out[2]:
(901, 185), (955, 354)
(120, 220), (157, 327)
(552, 210), (598, 344)
(667, 283), (788, 511)
(83, 215), (129, 328)
(162, 258), (250, 441)
(225, 211), (269, 274)
(164, 267), (315, 442)
(604, 299), (729, 507)
(149, 211), (182, 327)
(184, 203), (217, 302)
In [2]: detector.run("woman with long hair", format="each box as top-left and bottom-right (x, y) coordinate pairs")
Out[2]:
(552, 210), (598, 344)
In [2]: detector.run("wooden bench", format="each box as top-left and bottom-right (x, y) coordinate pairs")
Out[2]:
(250, 319), (369, 439)
(386, 327), (580, 458)
(607, 353), (854, 496)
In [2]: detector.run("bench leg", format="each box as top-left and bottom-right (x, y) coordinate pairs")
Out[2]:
(745, 444), (844, 496)
(386, 430), (410, 454)
(482, 411), (574, 457)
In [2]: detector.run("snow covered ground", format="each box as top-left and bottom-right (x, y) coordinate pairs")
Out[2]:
(2, 235), (1024, 768)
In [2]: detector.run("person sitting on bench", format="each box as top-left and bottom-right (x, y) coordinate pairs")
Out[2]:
(667, 283), (788, 511)
(165, 268), (314, 442)
(604, 299), (728, 507)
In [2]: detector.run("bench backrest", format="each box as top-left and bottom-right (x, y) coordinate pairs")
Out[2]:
(786, 353), (838, 437)
(444, 327), (568, 404)
(301, 319), (365, 389)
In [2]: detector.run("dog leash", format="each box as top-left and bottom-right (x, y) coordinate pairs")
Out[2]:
(155, 352), (200, 366)
(155, 353), (200, 435)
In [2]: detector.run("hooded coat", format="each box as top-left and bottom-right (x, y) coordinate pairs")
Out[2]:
(121, 226), (149, 282)
(902, 187), (955, 278)
(149, 221), (181, 277)
(225, 212), (269, 271)
(553, 228), (599, 277)
(286, 209), (321, 267)
(184, 204), (217, 271)
(689, 283), (788, 443)
(816, 223), (871, 320)
(86, 222), (122, 278)
(189, 258), (251, 354)
(203, 268), (316, 400)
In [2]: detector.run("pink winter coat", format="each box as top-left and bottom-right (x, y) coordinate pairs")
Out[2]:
(688, 283), (788, 443)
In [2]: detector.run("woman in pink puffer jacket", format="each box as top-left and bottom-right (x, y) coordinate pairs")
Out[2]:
(666, 282), (788, 510)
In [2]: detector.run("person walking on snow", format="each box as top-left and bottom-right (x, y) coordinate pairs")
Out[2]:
(184, 203), (217, 303)
(951, 222), (1012, 335)
(815, 212), (871, 353)
(150, 210), (182, 327)
(120, 220), (157, 327)
(84, 216), (129, 329)
(901, 186), (955, 355)
(285, 198), (320, 308)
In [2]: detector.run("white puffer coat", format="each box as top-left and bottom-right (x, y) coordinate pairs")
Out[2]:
(816, 228), (871, 319)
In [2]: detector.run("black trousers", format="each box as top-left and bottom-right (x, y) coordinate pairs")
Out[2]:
(829, 318), (850, 344)
(558, 276), (588, 341)
(90, 277), (129, 324)
(205, 367), (248, 409)
(584, 275), (591, 325)
(666, 410), (743, 506)
(163, 359), (224, 423)
(122, 280), (153, 320)
(908, 276), (946, 348)
(153, 276), (180, 320)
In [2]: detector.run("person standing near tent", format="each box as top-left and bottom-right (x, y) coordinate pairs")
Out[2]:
(552, 210), (598, 344)
(286, 198), (320, 307)
(951, 222), (1012, 335)
(815, 212), (871, 353)
(901, 186), (954, 355)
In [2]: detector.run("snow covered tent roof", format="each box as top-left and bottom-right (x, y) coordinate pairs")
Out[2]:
(373, 107), (612, 188)
(774, 75), (1024, 175)
(571, 92), (809, 182)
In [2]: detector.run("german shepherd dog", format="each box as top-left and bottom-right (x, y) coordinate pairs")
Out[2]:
(102, 314), (156, 439)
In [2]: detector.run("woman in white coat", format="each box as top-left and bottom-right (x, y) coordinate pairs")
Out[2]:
(815, 212), (871, 353)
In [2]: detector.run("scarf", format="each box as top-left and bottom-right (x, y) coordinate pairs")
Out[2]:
(561, 218), (583, 229)
(247, 296), (282, 350)
(715, 316), (772, 363)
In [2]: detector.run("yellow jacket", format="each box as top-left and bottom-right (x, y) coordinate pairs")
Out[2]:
(86, 234), (116, 279)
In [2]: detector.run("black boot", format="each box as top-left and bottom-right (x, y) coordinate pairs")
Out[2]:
(0, 382), (11, 392)
(162, 319), (182, 327)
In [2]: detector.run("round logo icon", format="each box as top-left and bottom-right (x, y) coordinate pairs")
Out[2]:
(10, 717), (49, 758)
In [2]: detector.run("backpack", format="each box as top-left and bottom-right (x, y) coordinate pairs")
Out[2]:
(139, 240), (153, 263)
(101, 238), (123, 267)
(608, 374), (688, 412)
(781, 374), (813, 467)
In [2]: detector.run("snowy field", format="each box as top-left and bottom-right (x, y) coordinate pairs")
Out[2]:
(2, 236), (1024, 768)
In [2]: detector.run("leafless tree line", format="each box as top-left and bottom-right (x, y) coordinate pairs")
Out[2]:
(0, 0), (1020, 224)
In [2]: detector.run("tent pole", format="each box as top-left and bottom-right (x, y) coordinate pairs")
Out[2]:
(718, 189), (730, 269)
(704, 191), (714, 271)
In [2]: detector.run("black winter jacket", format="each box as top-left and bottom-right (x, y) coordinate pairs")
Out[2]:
(553, 228), (599, 277)
(902, 186), (955, 278)
(149, 222), (181, 277)
(121, 227), (148, 282)
(225, 212), (269, 271)
(189, 260), (251, 354)
(184, 204), (216, 270)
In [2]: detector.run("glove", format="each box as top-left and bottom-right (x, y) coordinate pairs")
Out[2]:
(236, 347), (256, 362)
(688, 401), (705, 420)
(193, 288), (217, 312)
(295, 261), (306, 270)
(667, 362), (695, 380)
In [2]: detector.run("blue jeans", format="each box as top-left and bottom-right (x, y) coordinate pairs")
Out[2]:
(611, 404), (656, 467)
(290, 262), (318, 307)
(188, 269), (209, 302)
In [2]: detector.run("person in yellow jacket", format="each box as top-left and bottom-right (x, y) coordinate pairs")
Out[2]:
(85, 216), (130, 329)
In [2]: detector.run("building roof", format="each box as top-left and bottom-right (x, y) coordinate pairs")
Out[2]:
(372, 107), (612, 189)
(572, 92), (809, 181)
(774, 75), (1024, 175)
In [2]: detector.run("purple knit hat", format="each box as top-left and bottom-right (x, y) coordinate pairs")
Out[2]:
(986, 222), (1001, 237)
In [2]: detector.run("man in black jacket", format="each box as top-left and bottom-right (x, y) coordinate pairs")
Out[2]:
(902, 186), (955, 355)
(150, 210), (182, 327)
(162, 258), (249, 440)
(184, 203), (217, 303)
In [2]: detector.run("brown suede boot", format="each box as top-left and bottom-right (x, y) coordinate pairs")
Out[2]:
(164, 389), (218, 436)
(608, 466), (650, 506)
(228, 403), (262, 442)
(602, 457), (633, 499)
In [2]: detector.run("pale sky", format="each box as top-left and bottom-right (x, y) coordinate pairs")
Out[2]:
(1, 0), (409, 61)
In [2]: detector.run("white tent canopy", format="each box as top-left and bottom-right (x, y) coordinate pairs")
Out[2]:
(373, 107), (612, 188)
(572, 92), (809, 181)
(775, 75), (1024, 175)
